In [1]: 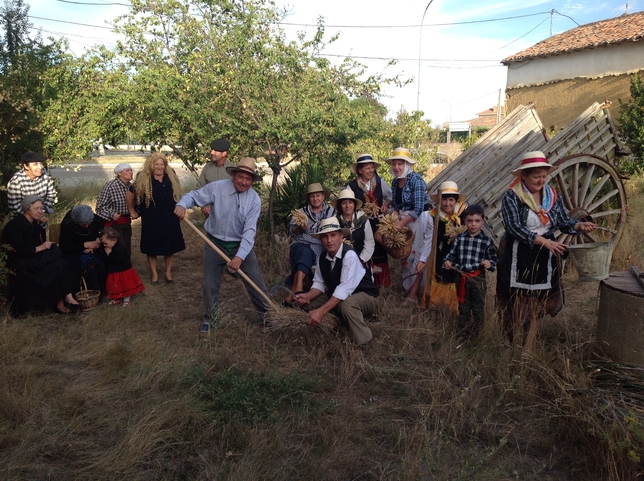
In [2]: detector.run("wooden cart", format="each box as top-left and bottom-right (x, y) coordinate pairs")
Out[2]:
(426, 102), (629, 246)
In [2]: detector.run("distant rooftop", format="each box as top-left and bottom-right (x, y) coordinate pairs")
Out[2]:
(502, 11), (644, 63)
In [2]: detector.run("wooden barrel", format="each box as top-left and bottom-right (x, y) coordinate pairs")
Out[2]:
(597, 270), (644, 364)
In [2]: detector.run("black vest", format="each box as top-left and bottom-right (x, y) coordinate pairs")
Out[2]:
(348, 176), (384, 207)
(318, 245), (378, 298)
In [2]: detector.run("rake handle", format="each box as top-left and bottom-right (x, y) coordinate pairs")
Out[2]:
(182, 218), (277, 309)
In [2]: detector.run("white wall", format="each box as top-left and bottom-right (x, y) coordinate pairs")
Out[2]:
(506, 41), (644, 88)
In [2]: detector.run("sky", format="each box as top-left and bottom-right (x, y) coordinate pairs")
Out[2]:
(25, 0), (641, 127)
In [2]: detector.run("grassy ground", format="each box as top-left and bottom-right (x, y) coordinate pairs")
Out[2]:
(1, 180), (644, 480)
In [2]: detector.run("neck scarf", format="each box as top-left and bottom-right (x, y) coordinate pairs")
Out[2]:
(510, 177), (556, 225)
(430, 202), (467, 227)
(356, 176), (379, 206)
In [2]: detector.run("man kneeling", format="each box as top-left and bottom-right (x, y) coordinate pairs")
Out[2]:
(293, 217), (379, 345)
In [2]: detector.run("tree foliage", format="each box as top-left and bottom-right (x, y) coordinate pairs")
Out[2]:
(0, 0), (65, 215)
(619, 73), (644, 173)
(47, 0), (391, 235)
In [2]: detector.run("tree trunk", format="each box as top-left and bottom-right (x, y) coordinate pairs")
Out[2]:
(268, 160), (281, 239)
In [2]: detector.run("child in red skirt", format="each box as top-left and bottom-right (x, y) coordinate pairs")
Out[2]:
(100, 227), (145, 307)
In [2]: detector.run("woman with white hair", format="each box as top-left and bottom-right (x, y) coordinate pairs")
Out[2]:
(59, 204), (106, 292)
(96, 163), (136, 257)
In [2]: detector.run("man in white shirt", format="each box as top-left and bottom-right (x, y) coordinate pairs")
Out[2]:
(293, 217), (380, 345)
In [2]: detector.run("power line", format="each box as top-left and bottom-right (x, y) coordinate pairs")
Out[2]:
(490, 16), (550, 52)
(54, 0), (130, 5)
(280, 11), (552, 29)
(319, 53), (501, 62)
(28, 15), (114, 30)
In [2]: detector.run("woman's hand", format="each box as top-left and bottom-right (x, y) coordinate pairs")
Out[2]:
(83, 248), (94, 253)
(575, 221), (599, 233)
(84, 240), (101, 250)
(415, 261), (426, 274)
(35, 241), (55, 253)
(396, 215), (413, 230)
(129, 210), (139, 220)
(112, 212), (120, 221)
(539, 237), (568, 255)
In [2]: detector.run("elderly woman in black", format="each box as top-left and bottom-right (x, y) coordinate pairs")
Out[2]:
(59, 204), (106, 292)
(497, 151), (598, 352)
(2, 195), (81, 316)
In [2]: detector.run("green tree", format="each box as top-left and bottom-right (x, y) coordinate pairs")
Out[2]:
(619, 73), (644, 173)
(0, 0), (65, 215)
(107, 0), (388, 236)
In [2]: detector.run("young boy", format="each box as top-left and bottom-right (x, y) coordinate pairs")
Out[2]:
(443, 204), (498, 340)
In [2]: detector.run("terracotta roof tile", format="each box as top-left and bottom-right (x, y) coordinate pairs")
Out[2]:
(502, 11), (644, 63)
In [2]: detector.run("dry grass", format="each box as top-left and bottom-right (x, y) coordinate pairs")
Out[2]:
(2, 179), (644, 480)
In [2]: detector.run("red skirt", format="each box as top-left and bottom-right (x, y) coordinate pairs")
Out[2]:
(106, 268), (145, 300)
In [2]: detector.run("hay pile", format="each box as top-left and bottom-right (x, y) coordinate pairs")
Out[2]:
(265, 305), (337, 331)
(291, 209), (308, 228)
(378, 213), (410, 248)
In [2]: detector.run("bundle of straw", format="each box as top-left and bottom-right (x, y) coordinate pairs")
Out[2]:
(291, 209), (308, 228)
(447, 225), (468, 244)
(265, 305), (337, 331)
(360, 201), (380, 218)
(378, 213), (409, 248)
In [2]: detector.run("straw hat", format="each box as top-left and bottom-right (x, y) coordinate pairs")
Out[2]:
(430, 181), (467, 203)
(331, 188), (363, 210)
(350, 153), (381, 176)
(311, 217), (350, 239)
(225, 157), (262, 182)
(384, 147), (417, 165)
(511, 151), (556, 176)
(301, 182), (331, 201)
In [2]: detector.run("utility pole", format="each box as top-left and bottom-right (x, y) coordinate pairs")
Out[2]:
(416, 0), (435, 112)
(496, 89), (502, 124)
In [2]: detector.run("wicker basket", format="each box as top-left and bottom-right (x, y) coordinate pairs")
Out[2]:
(74, 278), (101, 312)
(374, 228), (414, 260)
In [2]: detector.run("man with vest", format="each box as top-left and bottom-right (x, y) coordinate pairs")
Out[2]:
(292, 217), (380, 346)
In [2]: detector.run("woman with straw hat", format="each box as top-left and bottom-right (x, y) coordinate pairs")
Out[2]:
(497, 151), (597, 352)
(332, 188), (375, 266)
(428, 181), (469, 314)
(285, 183), (336, 303)
(386, 147), (433, 303)
(347, 153), (392, 286)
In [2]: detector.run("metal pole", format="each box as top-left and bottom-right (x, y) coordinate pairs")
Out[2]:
(416, 0), (435, 112)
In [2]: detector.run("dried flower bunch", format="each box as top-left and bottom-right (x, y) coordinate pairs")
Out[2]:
(360, 201), (380, 218)
(378, 213), (409, 248)
(290, 209), (308, 228)
(447, 225), (468, 244)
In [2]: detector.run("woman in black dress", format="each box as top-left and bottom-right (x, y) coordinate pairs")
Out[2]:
(59, 204), (106, 292)
(132, 153), (185, 284)
(2, 195), (81, 316)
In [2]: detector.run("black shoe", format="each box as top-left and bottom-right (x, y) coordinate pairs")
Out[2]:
(64, 301), (81, 313)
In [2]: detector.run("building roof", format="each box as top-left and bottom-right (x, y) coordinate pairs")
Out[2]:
(502, 11), (644, 63)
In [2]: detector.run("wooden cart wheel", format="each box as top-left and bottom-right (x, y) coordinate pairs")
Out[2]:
(549, 154), (627, 245)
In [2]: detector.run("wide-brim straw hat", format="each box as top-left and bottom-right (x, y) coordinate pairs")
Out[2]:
(511, 151), (557, 176)
(311, 217), (351, 239)
(302, 182), (331, 201)
(430, 181), (467, 203)
(350, 153), (381, 176)
(384, 147), (417, 166)
(225, 157), (262, 182)
(331, 188), (363, 210)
